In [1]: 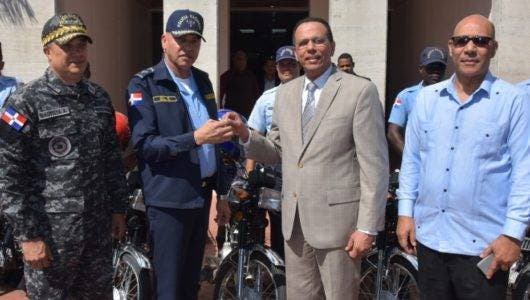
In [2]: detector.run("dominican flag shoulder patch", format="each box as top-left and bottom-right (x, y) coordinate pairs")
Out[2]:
(393, 98), (403, 106)
(1, 107), (27, 132)
(129, 92), (143, 107)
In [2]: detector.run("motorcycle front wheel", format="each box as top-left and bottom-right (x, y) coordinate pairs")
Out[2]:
(113, 252), (149, 300)
(512, 271), (530, 300)
(359, 252), (420, 300)
(214, 252), (286, 300)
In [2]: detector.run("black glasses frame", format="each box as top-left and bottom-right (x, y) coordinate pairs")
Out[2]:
(450, 35), (493, 48)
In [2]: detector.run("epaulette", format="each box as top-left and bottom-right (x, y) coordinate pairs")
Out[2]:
(134, 67), (155, 79)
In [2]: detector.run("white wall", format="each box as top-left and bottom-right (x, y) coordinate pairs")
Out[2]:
(0, 0), (55, 83)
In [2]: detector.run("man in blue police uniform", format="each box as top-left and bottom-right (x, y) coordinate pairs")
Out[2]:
(517, 78), (530, 95)
(0, 42), (21, 107)
(246, 45), (300, 257)
(387, 46), (447, 157)
(397, 15), (529, 299)
(126, 9), (232, 300)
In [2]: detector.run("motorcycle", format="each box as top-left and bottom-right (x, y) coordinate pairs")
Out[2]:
(0, 215), (23, 291)
(359, 170), (420, 300)
(112, 170), (152, 300)
(213, 156), (286, 299)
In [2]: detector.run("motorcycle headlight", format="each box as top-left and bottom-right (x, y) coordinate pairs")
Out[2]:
(258, 187), (281, 212)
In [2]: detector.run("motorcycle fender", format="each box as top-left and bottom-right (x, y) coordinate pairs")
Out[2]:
(119, 245), (152, 270)
(389, 248), (418, 271)
(251, 244), (285, 267)
(217, 245), (285, 268)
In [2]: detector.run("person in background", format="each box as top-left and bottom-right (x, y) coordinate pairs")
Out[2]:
(257, 56), (279, 95)
(387, 46), (448, 157)
(219, 50), (259, 118)
(337, 52), (370, 80)
(0, 42), (22, 107)
(245, 45), (300, 257)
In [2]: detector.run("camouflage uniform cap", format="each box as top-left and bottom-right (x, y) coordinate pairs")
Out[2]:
(41, 13), (93, 46)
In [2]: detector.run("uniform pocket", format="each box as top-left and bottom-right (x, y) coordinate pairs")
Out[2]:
(474, 121), (504, 157)
(419, 122), (437, 152)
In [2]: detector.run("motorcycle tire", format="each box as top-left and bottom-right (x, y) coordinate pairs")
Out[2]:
(213, 251), (286, 300)
(113, 253), (149, 300)
(512, 271), (530, 300)
(359, 252), (420, 300)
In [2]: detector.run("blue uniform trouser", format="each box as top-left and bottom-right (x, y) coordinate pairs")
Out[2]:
(147, 186), (211, 300)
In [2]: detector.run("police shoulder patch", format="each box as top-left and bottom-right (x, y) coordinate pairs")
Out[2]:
(134, 67), (154, 79)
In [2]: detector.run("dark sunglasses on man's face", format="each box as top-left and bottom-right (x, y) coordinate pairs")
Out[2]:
(450, 35), (493, 48)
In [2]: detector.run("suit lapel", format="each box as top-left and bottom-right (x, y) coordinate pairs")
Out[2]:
(298, 68), (342, 160)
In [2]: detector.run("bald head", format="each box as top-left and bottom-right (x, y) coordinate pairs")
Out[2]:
(453, 14), (495, 39)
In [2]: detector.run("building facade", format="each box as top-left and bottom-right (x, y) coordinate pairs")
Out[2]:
(0, 0), (528, 113)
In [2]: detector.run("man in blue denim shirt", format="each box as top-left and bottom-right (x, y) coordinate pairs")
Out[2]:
(397, 15), (530, 299)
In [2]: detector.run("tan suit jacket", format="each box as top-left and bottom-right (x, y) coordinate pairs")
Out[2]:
(246, 67), (388, 249)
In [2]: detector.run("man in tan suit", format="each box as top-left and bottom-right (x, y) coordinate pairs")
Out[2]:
(226, 17), (388, 299)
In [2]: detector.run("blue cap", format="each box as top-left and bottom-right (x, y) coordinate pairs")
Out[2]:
(275, 46), (296, 63)
(420, 46), (447, 66)
(166, 9), (205, 42)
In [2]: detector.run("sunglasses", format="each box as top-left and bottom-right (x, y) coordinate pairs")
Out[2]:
(450, 35), (493, 48)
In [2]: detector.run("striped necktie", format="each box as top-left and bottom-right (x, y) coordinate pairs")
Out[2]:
(302, 82), (317, 143)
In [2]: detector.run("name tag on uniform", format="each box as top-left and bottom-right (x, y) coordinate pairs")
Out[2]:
(38, 107), (70, 121)
(204, 93), (215, 101)
(94, 106), (113, 114)
(153, 95), (178, 103)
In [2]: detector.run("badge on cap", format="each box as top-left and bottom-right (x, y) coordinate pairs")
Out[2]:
(129, 92), (143, 107)
(1, 107), (27, 132)
(49, 136), (72, 157)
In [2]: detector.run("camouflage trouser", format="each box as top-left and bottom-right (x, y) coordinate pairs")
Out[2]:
(24, 211), (113, 300)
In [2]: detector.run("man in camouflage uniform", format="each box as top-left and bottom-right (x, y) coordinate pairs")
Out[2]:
(0, 13), (127, 299)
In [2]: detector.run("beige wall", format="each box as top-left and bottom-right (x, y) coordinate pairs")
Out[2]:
(329, 0), (388, 108)
(165, 1), (221, 103)
(490, 0), (530, 83)
(0, 0), (54, 83)
(56, 0), (153, 113)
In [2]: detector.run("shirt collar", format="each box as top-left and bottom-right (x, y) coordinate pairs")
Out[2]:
(444, 71), (496, 99)
(304, 65), (333, 90)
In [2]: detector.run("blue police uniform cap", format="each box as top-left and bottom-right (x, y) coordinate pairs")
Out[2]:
(276, 46), (296, 63)
(166, 9), (206, 42)
(419, 46), (448, 66)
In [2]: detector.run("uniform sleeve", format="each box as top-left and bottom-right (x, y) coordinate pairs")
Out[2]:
(126, 77), (198, 163)
(387, 90), (407, 127)
(0, 95), (45, 241)
(101, 94), (128, 214)
(247, 96), (267, 133)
